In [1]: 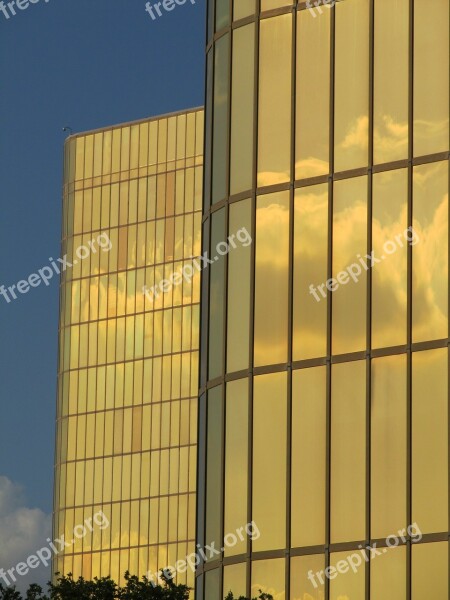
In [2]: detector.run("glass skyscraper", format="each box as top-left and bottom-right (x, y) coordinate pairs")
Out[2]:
(196, 0), (449, 598)
(53, 108), (203, 588)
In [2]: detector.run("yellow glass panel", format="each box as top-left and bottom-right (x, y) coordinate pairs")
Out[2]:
(412, 348), (448, 533)
(290, 555), (325, 600)
(253, 373), (287, 551)
(373, 0), (409, 164)
(412, 542), (448, 599)
(227, 198), (252, 372)
(233, 0), (254, 20)
(371, 546), (406, 600)
(412, 161), (448, 342)
(291, 367), (326, 547)
(330, 550), (365, 599)
(223, 563), (246, 598)
(254, 192), (289, 366)
(224, 379), (248, 556)
(372, 169), (408, 348)
(212, 34), (229, 204)
(205, 386), (223, 552)
(331, 360), (366, 543)
(293, 184), (328, 360)
(296, 9), (330, 179)
(334, 0), (369, 171)
(230, 25), (255, 195)
(332, 176), (367, 355)
(414, 0), (449, 156)
(371, 355), (407, 538)
(258, 14), (292, 186)
(251, 558), (285, 599)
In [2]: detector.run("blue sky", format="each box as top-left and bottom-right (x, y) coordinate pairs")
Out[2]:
(0, 0), (205, 585)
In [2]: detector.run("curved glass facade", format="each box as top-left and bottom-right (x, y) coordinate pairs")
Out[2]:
(197, 0), (449, 598)
(54, 109), (203, 587)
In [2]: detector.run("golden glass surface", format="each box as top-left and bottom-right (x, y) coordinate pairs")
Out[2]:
(212, 35), (229, 204)
(414, 0), (449, 156)
(253, 373), (287, 552)
(412, 349), (448, 534)
(334, 0), (369, 172)
(412, 542), (448, 599)
(233, 0), (254, 20)
(373, 0), (408, 164)
(372, 169), (408, 348)
(332, 176), (367, 355)
(56, 111), (202, 585)
(371, 355), (407, 538)
(230, 25), (255, 195)
(291, 367), (326, 547)
(330, 550), (365, 599)
(223, 563), (246, 598)
(254, 191), (289, 366)
(290, 555), (325, 600)
(412, 161), (448, 342)
(258, 14), (292, 187)
(296, 10), (330, 179)
(331, 360), (366, 543)
(293, 184), (328, 360)
(251, 559), (285, 599)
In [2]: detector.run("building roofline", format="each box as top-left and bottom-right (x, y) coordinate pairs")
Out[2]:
(64, 106), (204, 144)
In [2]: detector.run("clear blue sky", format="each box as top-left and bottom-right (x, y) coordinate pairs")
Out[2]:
(0, 0), (205, 575)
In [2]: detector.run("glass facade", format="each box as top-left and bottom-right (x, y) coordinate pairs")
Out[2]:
(197, 0), (449, 599)
(53, 109), (203, 588)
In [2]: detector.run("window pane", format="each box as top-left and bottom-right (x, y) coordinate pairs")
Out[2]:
(251, 558), (285, 599)
(373, 0), (409, 164)
(371, 546), (406, 600)
(412, 542), (448, 599)
(290, 555), (325, 600)
(412, 161), (448, 342)
(293, 184), (328, 360)
(253, 373), (287, 551)
(291, 367), (326, 547)
(258, 14), (292, 186)
(223, 563), (247, 598)
(296, 9), (330, 179)
(209, 209), (226, 379)
(414, 0), (449, 156)
(254, 192), (289, 366)
(212, 35), (229, 204)
(331, 360), (366, 543)
(371, 355), (407, 538)
(372, 169), (408, 349)
(334, 0), (369, 172)
(332, 176), (367, 355)
(206, 387), (223, 552)
(412, 349), (448, 534)
(330, 550), (365, 599)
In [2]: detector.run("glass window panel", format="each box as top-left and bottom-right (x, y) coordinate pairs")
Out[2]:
(233, 0), (254, 21)
(296, 9), (330, 179)
(371, 355), (407, 538)
(227, 198), (252, 373)
(373, 0), (409, 164)
(372, 169), (408, 348)
(215, 0), (229, 31)
(253, 373), (287, 551)
(412, 161), (448, 342)
(332, 176), (367, 355)
(330, 550), (365, 599)
(290, 554), (325, 600)
(412, 348), (448, 534)
(212, 34), (229, 204)
(334, 0), (369, 171)
(208, 209), (226, 379)
(223, 563), (246, 598)
(205, 387), (223, 553)
(230, 24), (255, 195)
(205, 568), (220, 600)
(293, 184), (328, 360)
(331, 360), (366, 543)
(371, 546), (406, 600)
(258, 14), (292, 187)
(224, 379), (248, 556)
(412, 542), (448, 599)
(254, 192), (289, 367)
(291, 367), (326, 547)
(251, 558), (285, 599)
(414, 0), (449, 156)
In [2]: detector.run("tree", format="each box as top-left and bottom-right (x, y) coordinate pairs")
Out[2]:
(224, 592), (273, 600)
